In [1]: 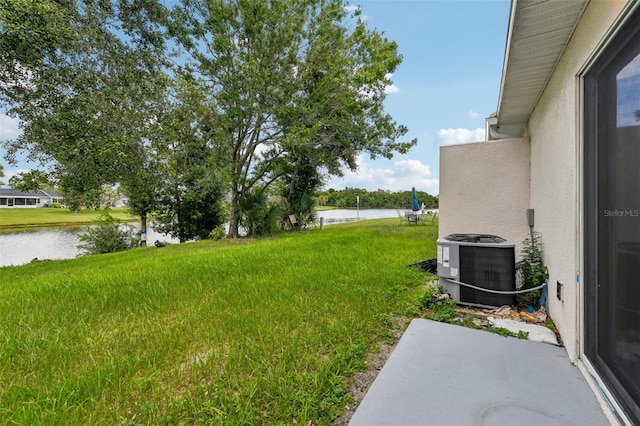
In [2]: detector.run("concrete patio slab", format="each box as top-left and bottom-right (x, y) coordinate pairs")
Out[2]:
(349, 319), (609, 426)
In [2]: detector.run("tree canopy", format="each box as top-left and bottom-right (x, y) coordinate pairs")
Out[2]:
(7, 169), (53, 191)
(1, 0), (170, 222)
(1, 0), (417, 239)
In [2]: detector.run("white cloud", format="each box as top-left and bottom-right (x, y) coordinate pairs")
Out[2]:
(395, 159), (431, 176)
(385, 84), (400, 95)
(344, 4), (367, 21)
(254, 142), (270, 158)
(0, 114), (21, 140)
(359, 74), (399, 98)
(437, 127), (484, 146)
(468, 109), (480, 120)
(2, 168), (28, 184)
(384, 73), (400, 95)
(324, 155), (439, 195)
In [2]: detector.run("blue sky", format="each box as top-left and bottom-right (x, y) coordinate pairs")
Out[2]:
(324, 0), (511, 195)
(0, 0), (511, 196)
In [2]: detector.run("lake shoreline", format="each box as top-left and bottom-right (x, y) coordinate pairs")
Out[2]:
(0, 219), (137, 232)
(0, 209), (412, 267)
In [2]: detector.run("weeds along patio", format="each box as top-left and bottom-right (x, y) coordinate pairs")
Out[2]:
(0, 218), (437, 424)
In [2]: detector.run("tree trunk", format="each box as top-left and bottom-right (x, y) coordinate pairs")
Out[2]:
(227, 189), (241, 238)
(140, 214), (147, 247)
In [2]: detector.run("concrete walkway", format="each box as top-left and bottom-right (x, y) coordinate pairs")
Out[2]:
(349, 319), (609, 426)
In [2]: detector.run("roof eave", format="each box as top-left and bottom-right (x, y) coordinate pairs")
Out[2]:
(489, 0), (590, 140)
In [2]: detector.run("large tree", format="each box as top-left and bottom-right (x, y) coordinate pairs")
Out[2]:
(1, 0), (168, 228)
(168, 0), (416, 237)
(152, 78), (228, 242)
(2, 0), (417, 240)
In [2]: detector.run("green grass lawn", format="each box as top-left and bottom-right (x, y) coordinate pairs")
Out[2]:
(0, 207), (137, 228)
(0, 219), (438, 424)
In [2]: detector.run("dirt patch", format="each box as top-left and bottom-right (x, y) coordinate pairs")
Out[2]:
(333, 315), (410, 425)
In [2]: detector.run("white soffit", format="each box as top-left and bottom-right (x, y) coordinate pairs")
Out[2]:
(495, 0), (589, 137)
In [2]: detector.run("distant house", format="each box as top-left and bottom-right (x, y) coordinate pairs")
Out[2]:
(0, 188), (64, 208)
(440, 1), (639, 424)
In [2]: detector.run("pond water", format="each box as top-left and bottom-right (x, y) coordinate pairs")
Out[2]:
(317, 208), (436, 223)
(318, 208), (397, 221)
(0, 209), (421, 267)
(0, 224), (179, 268)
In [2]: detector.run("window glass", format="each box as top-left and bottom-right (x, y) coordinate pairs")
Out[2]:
(617, 54), (640, 127)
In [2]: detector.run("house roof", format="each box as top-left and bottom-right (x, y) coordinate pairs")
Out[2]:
(40, 189), (63, 198)
(0, 188), (44, 197)
(0, 188), (62, 198)
(488, 0), (589, 139)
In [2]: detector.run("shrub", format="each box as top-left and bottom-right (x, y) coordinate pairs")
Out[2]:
(518, 231), (549, 306)
(208, 226), (226, 241)
(78, 211), (140, 255)
(238, 188), (282, 236)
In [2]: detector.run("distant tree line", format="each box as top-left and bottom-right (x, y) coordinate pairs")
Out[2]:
(317, 187), (438, 209)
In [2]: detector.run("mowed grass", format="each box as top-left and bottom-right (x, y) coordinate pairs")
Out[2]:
(0, 207), (137, 228)
(0, 219), (437, 424)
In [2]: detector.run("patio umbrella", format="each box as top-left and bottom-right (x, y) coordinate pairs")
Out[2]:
(411, 187), (420, 212)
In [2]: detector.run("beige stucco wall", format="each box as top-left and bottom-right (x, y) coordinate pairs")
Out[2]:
(525, 0), (628, 361)
(439, 138), (531, 254)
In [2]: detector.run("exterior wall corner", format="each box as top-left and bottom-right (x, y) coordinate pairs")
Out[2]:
(439, 138), (531, 255)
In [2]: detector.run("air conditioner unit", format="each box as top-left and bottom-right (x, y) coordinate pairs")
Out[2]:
(437, 234), (516, 308)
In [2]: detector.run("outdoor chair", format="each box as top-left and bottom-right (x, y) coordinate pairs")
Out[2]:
(288, 214), (306, 231)
(397, 210), (405, 224)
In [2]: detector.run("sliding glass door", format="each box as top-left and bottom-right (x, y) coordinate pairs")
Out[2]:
(584, 9), (640, 424)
